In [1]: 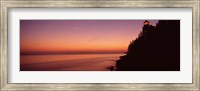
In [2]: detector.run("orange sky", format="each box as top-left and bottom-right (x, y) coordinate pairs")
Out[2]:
(20, 20), (158, 54)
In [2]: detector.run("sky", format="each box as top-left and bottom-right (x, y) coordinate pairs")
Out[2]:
(20, 20), (158, 54)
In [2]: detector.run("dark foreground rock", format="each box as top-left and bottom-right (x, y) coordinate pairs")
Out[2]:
(116, 20), (180, 71)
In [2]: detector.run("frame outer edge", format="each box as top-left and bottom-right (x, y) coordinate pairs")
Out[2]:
(1, 1), (8, 91)
(197, 0), (200, 90)
(0, 0), (2, 90)
(1, 0), (200, 91)
(193, 0), (200, 91)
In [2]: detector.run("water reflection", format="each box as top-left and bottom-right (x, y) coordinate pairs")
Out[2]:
(20, 54), (122, 71)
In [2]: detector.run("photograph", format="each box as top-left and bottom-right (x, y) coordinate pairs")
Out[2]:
(1, 0), (198, 90)
(20, 20), (180, 71)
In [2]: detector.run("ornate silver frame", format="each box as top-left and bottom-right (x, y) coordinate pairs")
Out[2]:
(0, 0), (199, 90)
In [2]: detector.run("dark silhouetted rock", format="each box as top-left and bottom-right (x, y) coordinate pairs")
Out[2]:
(116, 20), (180, 71)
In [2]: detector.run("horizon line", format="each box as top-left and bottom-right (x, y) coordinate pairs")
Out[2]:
(20, 51), (126, 55)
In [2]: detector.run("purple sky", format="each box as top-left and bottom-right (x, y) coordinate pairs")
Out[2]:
(20, 20), (158, 54)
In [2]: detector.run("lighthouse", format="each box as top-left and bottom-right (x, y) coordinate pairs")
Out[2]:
(144, 20), (150, 25)
(142, 20), (150, 34)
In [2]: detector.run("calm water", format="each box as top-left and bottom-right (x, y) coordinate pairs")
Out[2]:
(20, 54), (123, 71)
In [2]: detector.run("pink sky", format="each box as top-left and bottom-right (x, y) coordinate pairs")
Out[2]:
(20, 20), (158, 54)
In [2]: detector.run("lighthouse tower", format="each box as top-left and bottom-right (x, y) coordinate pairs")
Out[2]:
(142, 20), (150, 34)
(144, 20), (150, 25)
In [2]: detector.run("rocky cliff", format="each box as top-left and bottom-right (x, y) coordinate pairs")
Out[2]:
(116, 20), (180, 71)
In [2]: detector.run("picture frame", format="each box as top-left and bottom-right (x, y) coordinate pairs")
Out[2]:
(0, 0), (199, 90)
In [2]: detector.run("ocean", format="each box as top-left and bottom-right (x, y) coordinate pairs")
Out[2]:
(20, 54), (123, 71)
